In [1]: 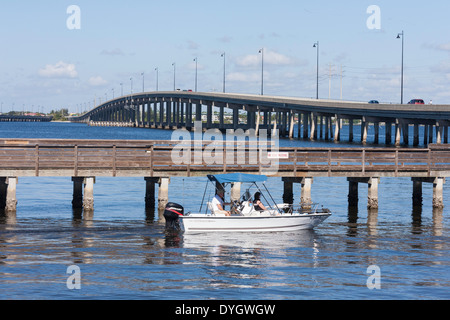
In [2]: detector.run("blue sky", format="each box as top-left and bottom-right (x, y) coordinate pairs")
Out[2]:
(1, 0), (450, 113)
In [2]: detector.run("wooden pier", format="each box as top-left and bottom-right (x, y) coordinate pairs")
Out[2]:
(0, 139), (449, 213)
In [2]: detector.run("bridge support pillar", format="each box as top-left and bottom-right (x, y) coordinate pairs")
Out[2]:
(413, 124), (420, 146)
(333, 115), (340, 142)
(0, 177), (18, 212)
(158, 177), (170, 210)
(395, 122), (401, 146)
(385, 122), (392, 144)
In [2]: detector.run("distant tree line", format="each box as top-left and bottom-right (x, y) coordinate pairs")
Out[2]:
(49, 108), (69, 121)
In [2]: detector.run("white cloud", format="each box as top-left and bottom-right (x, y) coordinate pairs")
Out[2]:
(100, 48), (125, 56)
(88, 76), (108, 86)
(235, 49), (293, 67)
(39, 61), (78, 78)
(227, 72), (261, 82)
(436, 43), (450, 52)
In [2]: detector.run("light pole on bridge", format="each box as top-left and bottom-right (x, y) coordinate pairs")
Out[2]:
(193, 57), (198, 92)
(155, 67), (159, 91)
(259, 48), (264, 96)
(313, 41), (319, 100)
(172, 63), (176, 91)
(397, 31), (405, 104)
(221, 52), (226, 93)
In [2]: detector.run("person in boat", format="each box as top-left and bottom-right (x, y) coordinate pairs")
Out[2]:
(212, 189), (231, 216)
(253, 192), (267, 211)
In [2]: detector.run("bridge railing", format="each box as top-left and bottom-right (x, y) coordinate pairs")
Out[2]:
(0, 139), (450, 177)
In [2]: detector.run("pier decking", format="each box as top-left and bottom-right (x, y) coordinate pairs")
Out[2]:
(0, 139), (449, 212)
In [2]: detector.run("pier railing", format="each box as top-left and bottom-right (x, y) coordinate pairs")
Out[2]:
(1, 139), (450, 178)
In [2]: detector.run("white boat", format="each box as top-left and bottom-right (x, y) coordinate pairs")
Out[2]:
(163, 173), (331, 233)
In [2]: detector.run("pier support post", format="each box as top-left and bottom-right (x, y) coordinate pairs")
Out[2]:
(144, 177), (159, 209)
(412, 178), (423, 207)
(347, 177), (379, 209)
(300, 177), (313, 209)
(367, 177), (379, 209)
(282, 178), (294, 204)
(347, 178), (359, 207)
(433, 177), (445, 209)
(281, 178), (312, 208)
(158, 177), (170, 210)
(411, 177), (445, 208)
(72, 177), (95, 211)
(72, 177), (84, 209)
(0, 177), (18, 212)
(83, 177), (95, 211)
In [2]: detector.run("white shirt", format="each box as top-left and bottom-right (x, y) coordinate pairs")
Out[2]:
(211, 194), (224, 212)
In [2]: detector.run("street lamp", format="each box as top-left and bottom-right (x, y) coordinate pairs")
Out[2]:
(172, 63), (176, 91)
(130, 77), (133, 94)
(193, 57), (198, 92)
(397, 31), (404, 104)
(141, 72), (145, 92)
(313, 41), (319, 99)
(259, 48), (264, 95)
(155, 67), (159, 91)
(221, 52), (226, 93)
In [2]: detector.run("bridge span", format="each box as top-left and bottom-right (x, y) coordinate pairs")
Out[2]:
(69, 91), (450, 146)
(0, 115), (53, 122)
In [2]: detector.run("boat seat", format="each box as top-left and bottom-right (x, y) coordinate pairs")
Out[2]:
(240, 201), (255, 216)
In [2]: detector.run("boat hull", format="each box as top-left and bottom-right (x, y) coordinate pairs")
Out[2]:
(179, 213), (331, 233)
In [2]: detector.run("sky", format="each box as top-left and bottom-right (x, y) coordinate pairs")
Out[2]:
(1, 0), (450, 114)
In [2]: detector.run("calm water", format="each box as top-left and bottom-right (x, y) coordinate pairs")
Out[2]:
(0, 122), (449, 300)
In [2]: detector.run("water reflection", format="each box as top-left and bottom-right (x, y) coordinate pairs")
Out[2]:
(347, 205), (359, 237)
(432, 208), (444, 237)
(412, 206), (423, 234)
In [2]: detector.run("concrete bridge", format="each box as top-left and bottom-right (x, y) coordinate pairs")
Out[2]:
(69, 91), (450, 146)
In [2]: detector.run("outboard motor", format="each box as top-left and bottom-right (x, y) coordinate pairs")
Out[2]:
(163, 202), (184, 230)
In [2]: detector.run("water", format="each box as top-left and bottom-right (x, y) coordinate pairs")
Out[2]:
(0, 122), (449, 300)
